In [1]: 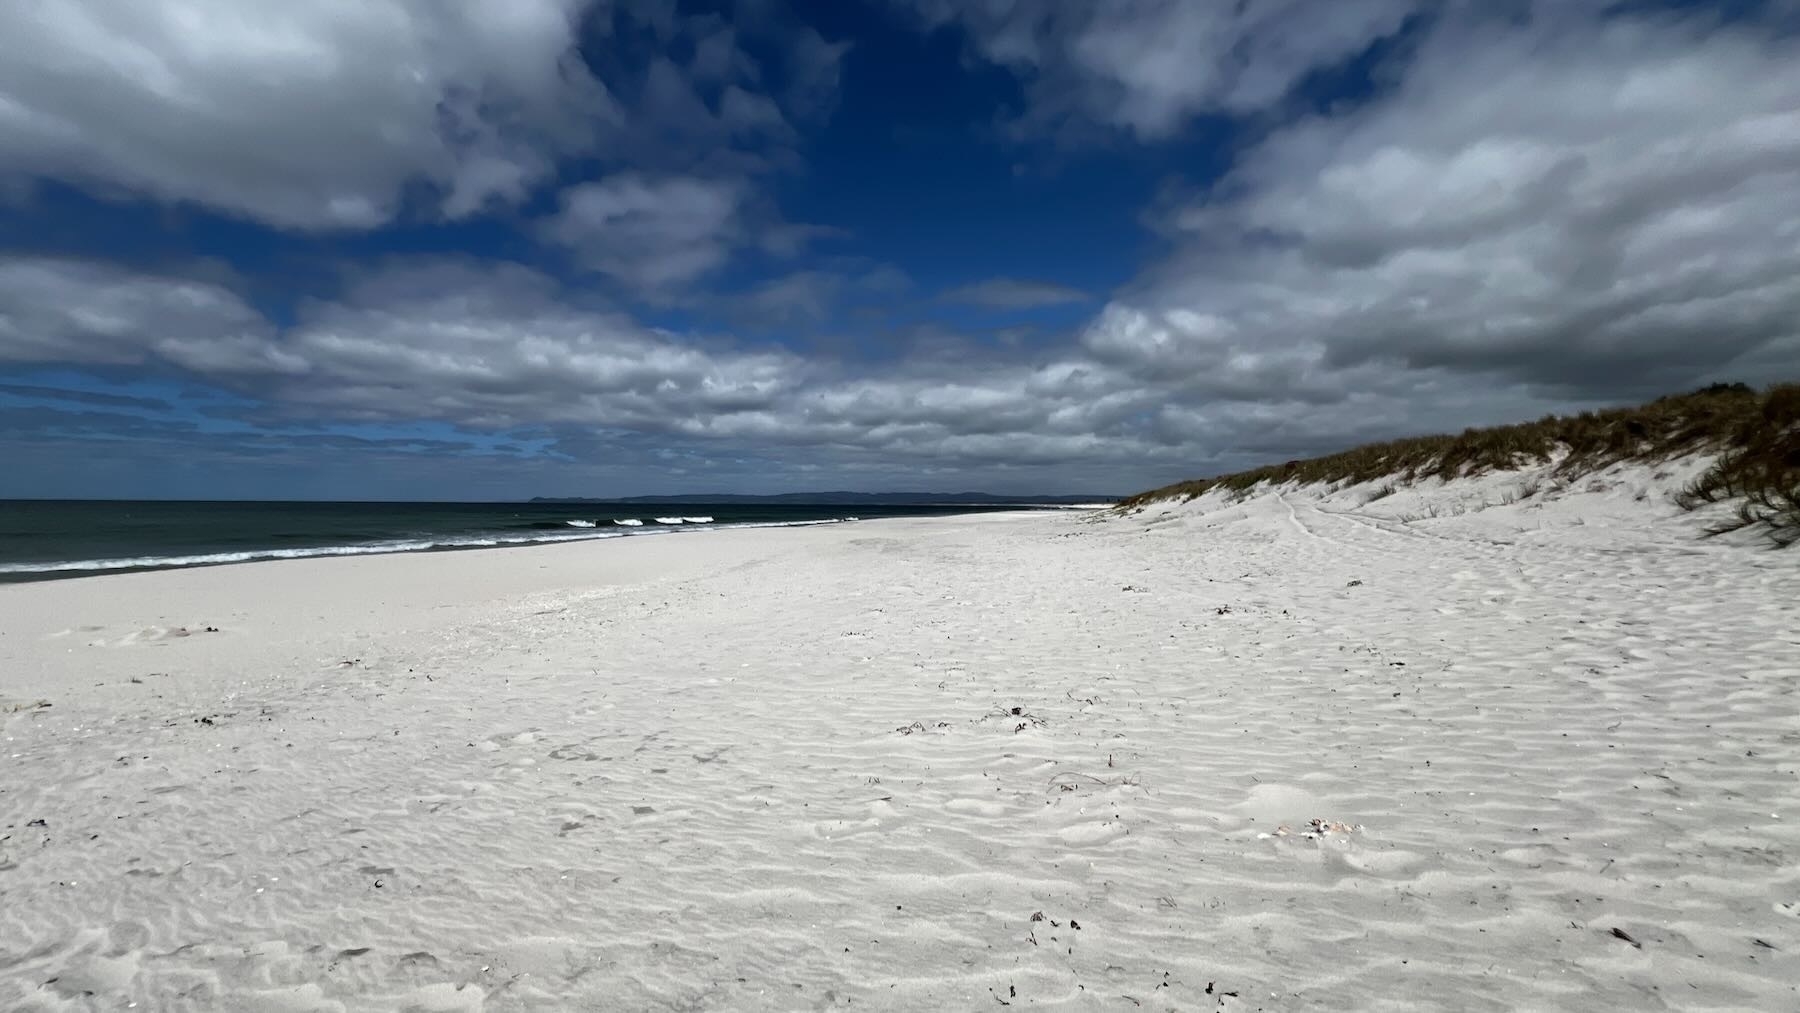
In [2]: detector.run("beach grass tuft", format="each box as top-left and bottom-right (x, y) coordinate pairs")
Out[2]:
(1121, 381), (1800, 547)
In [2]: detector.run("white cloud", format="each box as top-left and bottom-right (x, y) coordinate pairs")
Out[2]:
(0, 1), (847, 234)
(0, 254), (1170, 473)
(903, 0), (1416, 137)
(542, 174), (745, 290)
(1086, 3), (1800, 412)
(0, 257), (281, 367)
(0, 0), (611, 228)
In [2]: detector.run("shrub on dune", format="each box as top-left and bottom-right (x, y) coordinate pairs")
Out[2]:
(1122, 382), (1800, 548)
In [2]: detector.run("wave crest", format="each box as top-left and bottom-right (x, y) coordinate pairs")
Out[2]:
(0, 530), (629, 576)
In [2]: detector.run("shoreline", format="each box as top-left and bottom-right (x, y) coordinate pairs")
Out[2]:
(0, 512), (1045, 705)
(0, 516), (814, 586)
(0, 505), (1067, 586)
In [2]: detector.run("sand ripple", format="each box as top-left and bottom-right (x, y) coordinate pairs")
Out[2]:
(2, 491), (1797, 1009)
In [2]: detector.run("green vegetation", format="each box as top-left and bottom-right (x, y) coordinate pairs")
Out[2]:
(1120, 382), (1800, 547)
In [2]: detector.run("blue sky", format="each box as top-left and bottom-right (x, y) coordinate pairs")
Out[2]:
(1, 0), (1797, 500)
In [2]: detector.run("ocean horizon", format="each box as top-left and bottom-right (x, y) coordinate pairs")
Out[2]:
(0, 499), (1039, 583)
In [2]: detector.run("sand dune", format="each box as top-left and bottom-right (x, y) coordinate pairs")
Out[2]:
(2, 470), (1797, 1010)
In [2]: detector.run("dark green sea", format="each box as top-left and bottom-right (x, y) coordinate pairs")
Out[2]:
(0, 500), (1031, 583)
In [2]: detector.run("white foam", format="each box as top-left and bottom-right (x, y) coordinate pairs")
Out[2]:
(710, 518), (849, 532)
(0, 531), (630, 576)
(0, 515), (870, 579)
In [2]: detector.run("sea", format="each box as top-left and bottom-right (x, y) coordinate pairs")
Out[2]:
(0, 500), (1035, 583)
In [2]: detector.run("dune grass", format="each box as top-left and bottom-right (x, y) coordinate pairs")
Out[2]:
(1120, 382), (1800, 547)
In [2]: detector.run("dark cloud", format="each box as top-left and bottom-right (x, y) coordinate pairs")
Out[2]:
(726, 263), (913, 331)
(0, 403), (197, 439)
(941, 278), (1088, 310)
(734, 270), (845, 326)
(0, 383), (170, 411)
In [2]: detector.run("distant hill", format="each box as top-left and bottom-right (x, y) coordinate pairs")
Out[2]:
(531, 491), (1116, 506)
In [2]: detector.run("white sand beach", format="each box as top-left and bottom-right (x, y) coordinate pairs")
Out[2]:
(3, 469), (1798, 1011)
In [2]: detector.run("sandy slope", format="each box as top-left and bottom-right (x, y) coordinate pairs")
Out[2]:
(2, 475), (1797, 1011)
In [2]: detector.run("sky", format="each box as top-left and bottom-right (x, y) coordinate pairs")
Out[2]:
(1, 0), (1797, 500)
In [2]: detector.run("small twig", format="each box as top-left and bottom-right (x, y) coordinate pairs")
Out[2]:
(1048, 772), (1113, 789)
(1047, 771), (1150, 795)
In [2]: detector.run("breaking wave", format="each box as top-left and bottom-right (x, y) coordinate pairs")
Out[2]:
(0, 530), (631, 576)
(0, 514), (864, 580)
